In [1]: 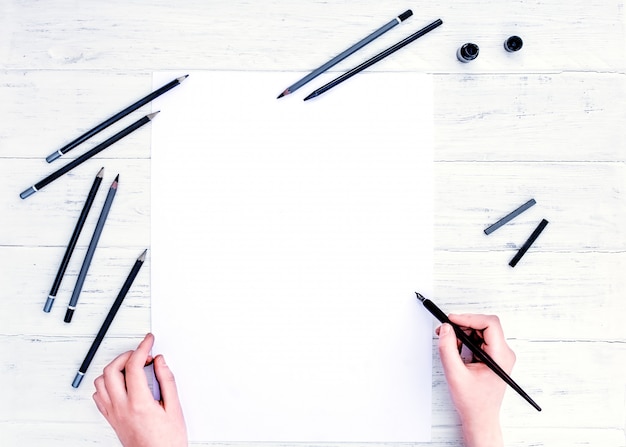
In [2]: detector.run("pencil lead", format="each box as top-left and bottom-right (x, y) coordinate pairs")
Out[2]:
(277, 89), (290, 99)
(177, 74), (189, 83)
(138, 249), (147, 262)
(111, 174), (119, 188)
(415, 292), (425, 302)
(147, 111), (160, 120)
(97, 167), (105, 178)
(303, 92), (317, 101)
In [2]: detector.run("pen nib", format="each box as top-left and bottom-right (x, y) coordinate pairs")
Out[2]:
(415, 292), (425, 302)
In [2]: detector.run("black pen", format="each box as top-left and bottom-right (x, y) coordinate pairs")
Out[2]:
(415, 292), (541, 411)
(72, 250), (147, 388)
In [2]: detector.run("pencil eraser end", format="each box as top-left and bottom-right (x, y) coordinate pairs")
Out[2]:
(399, 10), (413, 21)
(64, 308), (74, 323)
(43, 296), (55, 313)
(19, 186), (37, 199)
(46, 151), (61, 163)
(71, 372), (84, 388)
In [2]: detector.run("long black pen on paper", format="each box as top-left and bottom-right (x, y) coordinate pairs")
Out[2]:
(71, 249), (147, 388)
(43, 167), (104, 313)
(304, 18), (443, 101)
(20, 112), (158, 199)
(46, 75), (187, 162)
(415, 292), (542, 412)
(277, 10), (413, 98)
(64, 175), (119, 323)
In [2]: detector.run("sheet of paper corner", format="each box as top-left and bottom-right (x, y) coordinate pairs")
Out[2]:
(149, 70), (435, 442)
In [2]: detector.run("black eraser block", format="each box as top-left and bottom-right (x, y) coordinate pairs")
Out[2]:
(399, 10), (413, 21)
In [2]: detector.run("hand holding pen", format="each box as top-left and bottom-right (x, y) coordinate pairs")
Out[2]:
(436, 314), (516, 447)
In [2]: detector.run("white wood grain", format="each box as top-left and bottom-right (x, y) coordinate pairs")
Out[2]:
(1, 0), (625, 446)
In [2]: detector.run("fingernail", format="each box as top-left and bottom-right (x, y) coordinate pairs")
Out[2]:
(440, 323), (451, 335)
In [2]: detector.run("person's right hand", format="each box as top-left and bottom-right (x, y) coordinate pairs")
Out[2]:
(436, 314), (516, 447)
(92, 333), (187, 447)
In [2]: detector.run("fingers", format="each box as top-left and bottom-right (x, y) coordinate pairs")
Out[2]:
(153, 354), (184, 417)
(437, 323), (467, 383)
(93, 375), (111, 420)
(448, 314), (506, 348)
(448, 313), (516, 370)
(102, 350), (134, 404)
(125, 333), (156, 402)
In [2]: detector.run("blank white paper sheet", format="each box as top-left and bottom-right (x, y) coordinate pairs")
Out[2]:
(151, 71), (434, 443)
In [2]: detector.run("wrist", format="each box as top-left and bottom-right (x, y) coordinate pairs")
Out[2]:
(461, 415), (503, 447)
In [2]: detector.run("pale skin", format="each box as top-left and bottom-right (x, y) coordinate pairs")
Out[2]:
(93, 314), (514, 447)
(436, 314), (516, 447)
(92, 333), (187, 447)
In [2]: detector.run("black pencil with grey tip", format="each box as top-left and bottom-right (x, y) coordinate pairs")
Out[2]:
(277, 10), (412, 98)
(72, 250), (147, 388)
(304, 18), (442, 101)
(46, 75), (187, 162)
(43, 167), (104, 313)
(20, 112), (158, 199)
(415, 292), (542, 411)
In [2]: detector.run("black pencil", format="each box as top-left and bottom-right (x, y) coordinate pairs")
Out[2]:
(509, 219), (549, 267)
(46, 75), (187, 162)
(304, 19), (443, 101)
(71, 249), (147, 388)
(415, 292), (542, 411)
(43, 167), (104, 313)
(20, 112), (158, 199)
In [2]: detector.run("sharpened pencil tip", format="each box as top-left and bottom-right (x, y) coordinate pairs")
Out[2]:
(138, 249), (147, 262)
(277, 89), (290, 99)
(177, 74), (189, 83)
(111, 174), (119, 188)
(303, 92), (316, 101)
(97, 167), (105, 178)
(415, 292), (425, 302)
(146, 111), (160, 120)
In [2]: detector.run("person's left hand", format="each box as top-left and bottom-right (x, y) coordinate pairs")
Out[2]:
(92, 333), (187, 447)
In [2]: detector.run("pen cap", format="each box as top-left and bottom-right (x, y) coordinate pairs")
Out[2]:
(457, 43), (479, 62)
(504, 35), (523, 52)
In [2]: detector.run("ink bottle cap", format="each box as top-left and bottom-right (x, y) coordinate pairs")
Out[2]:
(456, 43), (479, 63)
(504, 35), (523, 52)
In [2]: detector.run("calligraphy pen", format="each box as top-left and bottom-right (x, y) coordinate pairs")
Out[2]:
(415, 292), (541, 411)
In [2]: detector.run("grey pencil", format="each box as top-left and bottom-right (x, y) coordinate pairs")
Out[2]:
(277, 10), (412, 98)
(64, 175), (119, 323)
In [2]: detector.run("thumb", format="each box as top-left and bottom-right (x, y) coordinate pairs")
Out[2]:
(154, 355), (184, 416)
(437, 323), (466, 380)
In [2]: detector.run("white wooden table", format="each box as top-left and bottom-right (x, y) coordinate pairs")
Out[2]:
(1, 1), (625, 445)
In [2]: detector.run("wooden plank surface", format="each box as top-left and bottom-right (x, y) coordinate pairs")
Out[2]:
(1, 0), (624, 446)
